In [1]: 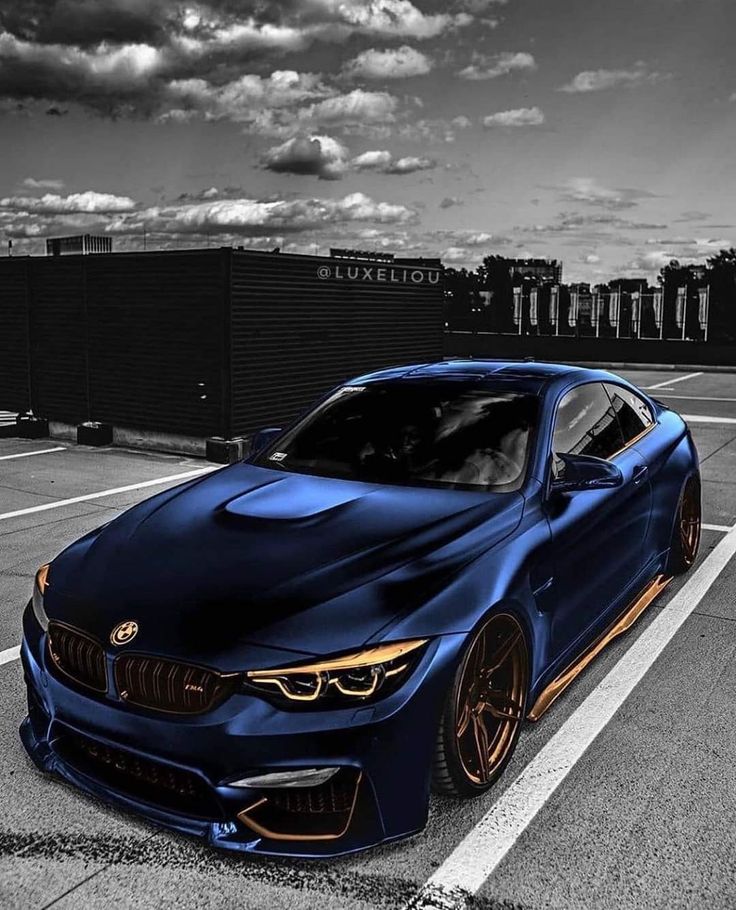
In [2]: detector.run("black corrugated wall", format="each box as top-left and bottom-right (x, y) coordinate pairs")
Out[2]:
(84, 251), (227, 436)
(28, 256), (88, 423)
(0, 250), (227, 435)
(0, 258), (31, 414)
(228, 251), (444, 437)
(0, 249), (444, 439)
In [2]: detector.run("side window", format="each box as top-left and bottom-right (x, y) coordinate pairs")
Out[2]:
(604, 384), (654, 444)
(552, 383), (625, 475)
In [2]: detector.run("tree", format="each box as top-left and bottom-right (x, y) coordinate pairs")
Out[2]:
(479, 255), (514, 332)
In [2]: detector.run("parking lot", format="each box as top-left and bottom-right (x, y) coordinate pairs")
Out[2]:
(1, 367), (736, 910)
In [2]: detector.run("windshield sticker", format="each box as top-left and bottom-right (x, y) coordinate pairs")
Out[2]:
(269, 452), (288, 462)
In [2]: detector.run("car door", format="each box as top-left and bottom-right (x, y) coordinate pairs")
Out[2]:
(545, 381), (653, 661)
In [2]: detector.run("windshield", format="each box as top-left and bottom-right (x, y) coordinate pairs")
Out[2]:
(254, 382), (538, 492)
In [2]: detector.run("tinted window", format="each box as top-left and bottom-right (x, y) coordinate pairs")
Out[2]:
(605, 384), (654, 443)
(255, 383), (538, 492)
(552, 383), (625, 472)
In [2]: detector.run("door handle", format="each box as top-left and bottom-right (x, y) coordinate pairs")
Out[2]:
(632, 464), (648, 485)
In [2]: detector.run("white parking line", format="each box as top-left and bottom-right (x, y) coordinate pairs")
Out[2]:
(407, 525), (736, 909)
(645, 371), (703, 390)
(681, 415), (736, 425)
(0, 645), (20, 667)
(0, 447), (66, 461)
(653, 395), (736, 403)
(0, 466), (218, 523)
(703, 523), (733, 533)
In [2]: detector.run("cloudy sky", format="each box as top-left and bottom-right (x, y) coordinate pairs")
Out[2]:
(1, 0), (734, 281)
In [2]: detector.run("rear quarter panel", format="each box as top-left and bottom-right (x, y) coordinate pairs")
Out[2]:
(633, 407), (698, 559)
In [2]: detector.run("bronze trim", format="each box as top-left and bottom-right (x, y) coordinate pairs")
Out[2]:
(607, 421), (656, 461)
(236, 772), (363, 842)
(527, 573), (672, 722)
(454, 613), (527, 786)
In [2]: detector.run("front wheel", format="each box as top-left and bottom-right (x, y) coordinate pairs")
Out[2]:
(432, 612), (529, 798)
(667, 474), (702, 575)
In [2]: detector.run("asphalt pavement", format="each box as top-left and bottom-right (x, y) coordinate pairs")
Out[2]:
(1, 367), (735, 910)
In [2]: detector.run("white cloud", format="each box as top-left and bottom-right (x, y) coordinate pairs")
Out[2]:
(559, 177), (655, 210)
(443, 246), (474, 263)
(104, 192), (417, 236)
(297, 89), (398, 126)
(482, 106), (545, 127)
(163, 71), (329, 122)
(343, 45), (432, 80)
(584, 254), (601, 264)
(168, 1), (471, 60)
(0, 1), (479, 119)
(392, 115), (472, 143)
(327, 0), (472, 40)
(692, 236), (732, 250)
(457, 51), (536, 81)
(161, 79), (400, 135)
(0, 33), (163, 79)
(352, 150), (436, 174)
(560, 63), (664, 93)
(261, 135), (350, 180)
(464, 232), (496, 246)
(628, 250), (680, 272)
(451, 115), (472, 129)
(0, 191), (137, 214)
(22, 177), (65, 190)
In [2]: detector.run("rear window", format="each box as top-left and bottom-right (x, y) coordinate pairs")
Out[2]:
(605, 384), (654, 444)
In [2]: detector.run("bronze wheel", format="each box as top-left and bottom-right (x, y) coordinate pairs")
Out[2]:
(668, 475), (701, 574)
(432, 613), (529, 797)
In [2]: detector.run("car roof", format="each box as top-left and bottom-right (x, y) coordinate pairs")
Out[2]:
(349, 359), (585, 390)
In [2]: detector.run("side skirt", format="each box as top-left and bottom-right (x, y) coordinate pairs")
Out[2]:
(527, 574), (672, 722)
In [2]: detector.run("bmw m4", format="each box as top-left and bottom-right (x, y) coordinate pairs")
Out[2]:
(20, 360), (701, 857)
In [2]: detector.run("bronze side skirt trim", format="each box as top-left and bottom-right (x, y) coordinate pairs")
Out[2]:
(527, 574), (672, 722)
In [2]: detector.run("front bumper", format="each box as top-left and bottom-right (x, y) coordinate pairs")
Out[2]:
(20, 603), (464, 857)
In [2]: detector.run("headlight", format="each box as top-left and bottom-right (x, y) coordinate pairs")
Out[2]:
(32, 563), (50, 631)
(245, 638), (428, 707)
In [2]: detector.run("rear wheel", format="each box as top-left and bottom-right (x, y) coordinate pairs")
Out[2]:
(432, 613), (529, 797)
(667, 474), (701, 575)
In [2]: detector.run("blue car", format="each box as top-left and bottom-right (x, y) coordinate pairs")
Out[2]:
(20, 360), (701, 857)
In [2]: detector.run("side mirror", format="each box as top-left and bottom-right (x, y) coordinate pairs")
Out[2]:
(550, 452), (623, 495)
(250, 427), (283, 455)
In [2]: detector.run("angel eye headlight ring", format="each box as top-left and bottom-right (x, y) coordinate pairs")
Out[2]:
(245, 638), (428, 707)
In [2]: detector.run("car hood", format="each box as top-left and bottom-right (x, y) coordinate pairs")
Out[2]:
(46, 464), (523, 668)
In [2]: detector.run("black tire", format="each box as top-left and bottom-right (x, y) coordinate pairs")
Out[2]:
(432, 612), (529, 798)
(667, 474), (702, 575)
